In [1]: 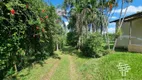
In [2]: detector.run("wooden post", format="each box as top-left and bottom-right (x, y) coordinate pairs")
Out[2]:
(129, 21), (132, 45)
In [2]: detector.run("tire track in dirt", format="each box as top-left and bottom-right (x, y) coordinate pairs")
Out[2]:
(41, 59), (60, 80)
(69, 55), (78, 80)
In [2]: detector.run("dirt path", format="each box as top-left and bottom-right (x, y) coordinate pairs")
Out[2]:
(69, 55), (78, 80)
(41, 52), (79, 80)
(41, 59), (60, 80)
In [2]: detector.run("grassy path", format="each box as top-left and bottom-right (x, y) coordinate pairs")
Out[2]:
(18, 49), (81, 80)
(50, 55), (70, 80)
(69, 55), (78, 80)
(42, 59), (60, 80)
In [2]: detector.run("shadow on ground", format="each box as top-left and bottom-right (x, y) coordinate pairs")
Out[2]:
(62, 46), (90, 59)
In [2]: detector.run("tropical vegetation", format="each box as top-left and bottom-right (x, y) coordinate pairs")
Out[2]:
(1, 0), (140, 80)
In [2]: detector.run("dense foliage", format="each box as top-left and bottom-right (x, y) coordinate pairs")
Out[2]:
(0, 0), (64, 79)
(67, 32), (79, 47)
(81, 33), (104, 57)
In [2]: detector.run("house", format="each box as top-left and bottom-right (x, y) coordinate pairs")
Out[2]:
(110, 12), (142, 52)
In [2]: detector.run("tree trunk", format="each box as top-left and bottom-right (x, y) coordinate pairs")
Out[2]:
(119, 4), (129, 29)
(113, 38), (118, 50)
(106, 28), (110, 50)
(100, 25), (103, 35)
(78, 36), (81, 49)
(103, 16), (110, 50)
(14, 63), (17, 73)
(113, 2), (130, 51)
(100, 14), (103, 35)
(118, 0), (124, 25)
(56, 42), (59, 51)
(92, 23), (96, 32)
(86, 25), (88, 38)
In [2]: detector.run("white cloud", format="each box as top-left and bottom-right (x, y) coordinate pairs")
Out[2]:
(108, 27), (115, 33)
(108, 23), (116, 33)
(111, 16), (117, 19)
(65, 21), (69, 26)
(114, 5), (142, 14)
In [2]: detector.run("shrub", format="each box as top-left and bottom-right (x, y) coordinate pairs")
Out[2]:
(81, 33), (104, 57)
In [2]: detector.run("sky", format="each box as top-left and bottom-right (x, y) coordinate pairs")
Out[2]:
(44, 0), (64, 7)
(44, 0), (142, 33)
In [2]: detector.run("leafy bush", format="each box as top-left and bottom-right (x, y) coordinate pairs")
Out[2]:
(81, 33), (104, 57)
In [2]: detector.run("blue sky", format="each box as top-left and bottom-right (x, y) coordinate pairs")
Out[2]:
(44, 0), (142, 33)
(44, 0), (64, 7)
(44, 0), (68, 24)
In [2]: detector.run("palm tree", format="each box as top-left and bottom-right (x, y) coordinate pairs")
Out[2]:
(63, 0), (116, 49)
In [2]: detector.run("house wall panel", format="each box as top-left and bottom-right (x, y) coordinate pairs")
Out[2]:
(116, 18), (142, 48)
(131, 18), (142, 45)
(116, 22), (130, 48)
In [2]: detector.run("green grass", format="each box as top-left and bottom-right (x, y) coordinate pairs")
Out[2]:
(74, 51), (142, 80)
(51, 55), (70, 80)
(99, 52), (142, 80)
(16, 46), (142, 80)
(17, 58), (57, 80)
